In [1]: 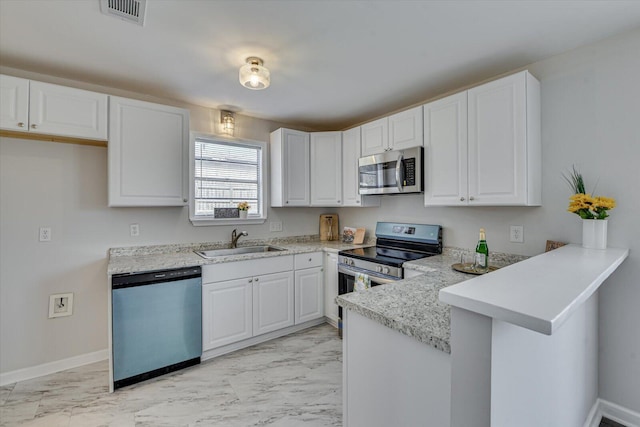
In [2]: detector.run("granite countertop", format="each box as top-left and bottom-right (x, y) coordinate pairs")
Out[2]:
(337, 249), (529, 354)
(108, 235), (371, 275)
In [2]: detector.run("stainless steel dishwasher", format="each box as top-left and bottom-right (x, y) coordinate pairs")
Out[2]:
(111, 266), (202, 390)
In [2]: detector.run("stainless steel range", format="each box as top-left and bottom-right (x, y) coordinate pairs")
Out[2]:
(337, 222), (442, 334)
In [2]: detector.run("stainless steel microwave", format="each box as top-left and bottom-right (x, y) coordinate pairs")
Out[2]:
(358, 146), (423, 195)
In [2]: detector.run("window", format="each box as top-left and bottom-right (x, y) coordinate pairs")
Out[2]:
(190, 133), (267, 225)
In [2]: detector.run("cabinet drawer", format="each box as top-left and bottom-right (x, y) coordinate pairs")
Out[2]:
(294, 252), (323, 269)
(203, 255), (294, 283)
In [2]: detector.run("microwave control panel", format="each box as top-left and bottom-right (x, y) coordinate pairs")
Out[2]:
(404, 158), (416, 186)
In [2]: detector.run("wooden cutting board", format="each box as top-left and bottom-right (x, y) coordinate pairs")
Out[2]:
(319, 214), (339, 241)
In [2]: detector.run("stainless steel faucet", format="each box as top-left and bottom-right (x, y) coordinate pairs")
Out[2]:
(231, 229), (248, 248)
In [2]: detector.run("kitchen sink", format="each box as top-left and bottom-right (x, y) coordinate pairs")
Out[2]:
(194, 246), (287, 259)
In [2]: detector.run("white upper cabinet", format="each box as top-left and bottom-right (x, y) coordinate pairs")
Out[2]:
(389, 106), (424, 151)
(270, 128), (310, 207)
(424, 70), (541, 207)
(361, 106), (423, 156)
(108, 96), (189, 207)
(467, 71), (541, 206)
(0, 75), (108, 140)
(310, 131), (342, 206)
(424, 92), (468, 206)
(361, 117), (388, 156)
(342, 127), (363, 206)
(0, 75), (29, 131)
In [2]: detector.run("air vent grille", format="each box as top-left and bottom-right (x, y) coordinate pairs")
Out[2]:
(100, 0), (147, 26)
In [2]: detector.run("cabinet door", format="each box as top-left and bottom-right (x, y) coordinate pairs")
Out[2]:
(295, 266), (324, 325)
(389, 106), (423, 151)
(29, 81), (108, 140)
(253, 271), (294, 336)
(310, 132), (342, 206)
(342, 127), (362, 207)
(361, 117), (388, 156)
(0, 75), (29, 132)
(108, 97), (189, 207)
(202, 279), (253, 351)
(283, 129), (310, 206)
(468, 72), (527, 205)
(324, 252), (339, 325)
(424, 92), (468, 206)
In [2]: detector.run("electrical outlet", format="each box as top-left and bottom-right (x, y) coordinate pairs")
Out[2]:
(130, 223), (140, 237)
(269, 221), (283, 232)
(510, 225), (524, 243)
(39, 227), (51, 242)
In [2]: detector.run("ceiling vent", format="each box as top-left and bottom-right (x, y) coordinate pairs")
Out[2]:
(100, 0), (147, 26)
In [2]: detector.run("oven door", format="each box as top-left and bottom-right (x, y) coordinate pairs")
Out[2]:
(338, 263), (398, 294)
(337, 263), (398, 337)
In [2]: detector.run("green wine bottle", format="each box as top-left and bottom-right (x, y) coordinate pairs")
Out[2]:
(475, 228), (489, 272)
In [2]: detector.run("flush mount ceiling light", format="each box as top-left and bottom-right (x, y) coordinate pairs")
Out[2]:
(239, 57), (270, 90)
(220, 110), (235, 136)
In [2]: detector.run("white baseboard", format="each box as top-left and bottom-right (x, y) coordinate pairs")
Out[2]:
(585, 398), (640, 427)
(0, 349), (108, 386)
(325, 315), (338, 329)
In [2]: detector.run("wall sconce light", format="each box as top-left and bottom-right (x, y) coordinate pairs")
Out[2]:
(239, 57), (270, 90)
(221, 110), (235, 136)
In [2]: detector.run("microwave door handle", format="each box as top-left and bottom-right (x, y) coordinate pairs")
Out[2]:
(395, 153), (404, 192)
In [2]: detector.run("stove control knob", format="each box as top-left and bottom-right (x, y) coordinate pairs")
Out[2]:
(349, 259), (355, 266)
(382, 267), (390, 275)
(376, 266), (383, 273)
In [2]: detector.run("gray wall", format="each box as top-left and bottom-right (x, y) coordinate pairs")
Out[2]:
(0, 70), (327, 375)
(338, 28), (640, 412)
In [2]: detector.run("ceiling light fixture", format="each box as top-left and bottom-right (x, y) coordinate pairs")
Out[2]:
(239, 57), (270, 90)
(221, 110), (235, 136)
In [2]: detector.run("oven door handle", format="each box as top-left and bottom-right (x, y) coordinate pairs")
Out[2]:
(338, 264), (398, 285)
(395, 153), (404, 192)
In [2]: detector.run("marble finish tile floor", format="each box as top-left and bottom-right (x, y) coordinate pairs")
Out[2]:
(0, 324), (341, 426)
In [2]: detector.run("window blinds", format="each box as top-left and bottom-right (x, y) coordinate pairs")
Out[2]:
(194, 138), (262, 217)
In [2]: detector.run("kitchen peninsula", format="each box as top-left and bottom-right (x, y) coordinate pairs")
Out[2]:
(337, 245), (628, 427)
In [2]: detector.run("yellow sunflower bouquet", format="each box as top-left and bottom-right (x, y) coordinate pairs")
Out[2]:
(237, 201), (250, 211)
(564, 166), (616, 220)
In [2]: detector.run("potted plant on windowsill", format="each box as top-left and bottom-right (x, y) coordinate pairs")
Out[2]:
(237, 201), (250, 219)
(564, 166), (616, 249)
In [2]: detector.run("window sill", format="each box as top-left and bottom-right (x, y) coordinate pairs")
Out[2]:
(190, 217), (267, 227)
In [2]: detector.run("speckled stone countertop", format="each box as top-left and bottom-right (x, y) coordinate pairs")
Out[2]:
(108, 235), (373, 275)
(337, 248), (529, 354)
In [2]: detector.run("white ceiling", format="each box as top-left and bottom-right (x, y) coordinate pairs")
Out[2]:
(1, 1), (639, 130)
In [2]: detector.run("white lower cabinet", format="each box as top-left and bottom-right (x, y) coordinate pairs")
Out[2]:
(202, 278), (253, 351)
(295, 267), (324, 324)
(324, 252), (339, 326)
(253, 271), (295, 335)
(202, 253), (326, 352)
(294, 252), (324, 325)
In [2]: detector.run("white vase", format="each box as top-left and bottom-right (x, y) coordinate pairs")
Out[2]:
(582, 219), (608, 249)
(239, 210), (248, 219)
